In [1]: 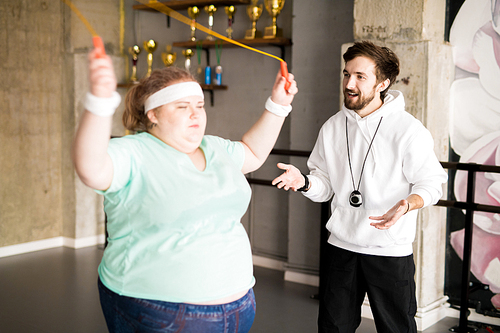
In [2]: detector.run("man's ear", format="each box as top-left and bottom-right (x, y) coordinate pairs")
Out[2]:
(378, 78), (390, 92)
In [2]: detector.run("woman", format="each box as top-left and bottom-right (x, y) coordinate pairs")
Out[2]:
(72, 48), (297, 332)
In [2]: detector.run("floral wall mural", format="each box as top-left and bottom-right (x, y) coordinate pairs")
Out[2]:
(447, 0), (500, 312)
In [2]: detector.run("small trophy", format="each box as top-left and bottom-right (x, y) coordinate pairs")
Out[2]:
(204, 5), (217, 41)
(182, 49), (194, 71)
(225, 6), (236, 39)
(263, 0), (285, 39)
(187, 6), (200, 42)
(245, 0), (263, 39)
(143, 39), (157, 78)
(128, 45), (141, 82)
(161, 45), (176, 67)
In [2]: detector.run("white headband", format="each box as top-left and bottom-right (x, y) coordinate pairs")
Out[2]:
(144, 81), (204, 113)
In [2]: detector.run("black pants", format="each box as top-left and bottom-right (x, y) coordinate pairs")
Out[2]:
(318, 244), (417, 333)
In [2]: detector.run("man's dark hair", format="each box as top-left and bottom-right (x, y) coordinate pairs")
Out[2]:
(343, 41), (400, 100)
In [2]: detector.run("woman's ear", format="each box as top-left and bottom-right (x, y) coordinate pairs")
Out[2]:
(146, 110), (157, 124)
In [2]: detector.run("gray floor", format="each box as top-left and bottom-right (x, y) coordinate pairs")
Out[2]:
(0, 245), (493, 332)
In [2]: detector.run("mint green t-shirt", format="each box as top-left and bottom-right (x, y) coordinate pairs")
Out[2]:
(97, 132), (254, 303)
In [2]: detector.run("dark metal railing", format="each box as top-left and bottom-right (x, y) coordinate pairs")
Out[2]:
(438, 162), (500, 333)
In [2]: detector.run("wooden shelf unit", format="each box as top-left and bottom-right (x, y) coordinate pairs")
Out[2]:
(133, 0), (250, 11)
(172, 37), (292, 49)
(117, 82), (227, 106)
(132, 0), (292, 105)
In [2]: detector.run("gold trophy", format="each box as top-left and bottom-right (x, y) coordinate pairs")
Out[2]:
(187, 6), (200, 42)
(128, 45), (141, 82)
(263, 0), (285, 39)
(225, 6), (236, 39)
(204, 5), (217, 41)
(143, 39), (157, 78)
(245, 0), (263, 39)
(182, 49), (194, 71)
(161, 45), (176, 67)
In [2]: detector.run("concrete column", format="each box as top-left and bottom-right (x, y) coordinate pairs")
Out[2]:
(350, 0), (453, 330)
(70, 53), (126, 244)
(61, 0), (126, 246)
(0, 0), (126, 252)
(65, 0), (127, 245)
(0, 0), (65, 247)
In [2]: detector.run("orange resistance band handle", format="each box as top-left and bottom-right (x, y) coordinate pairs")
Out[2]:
(280, 61), (292, 91)
(93, 36), (105, 58)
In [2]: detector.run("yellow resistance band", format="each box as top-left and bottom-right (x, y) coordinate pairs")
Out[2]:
(61, 0), (98, 37)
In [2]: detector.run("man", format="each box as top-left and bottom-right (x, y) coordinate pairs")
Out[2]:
(272, 41), (448, 332)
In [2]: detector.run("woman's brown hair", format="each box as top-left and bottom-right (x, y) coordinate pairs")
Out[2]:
(123, 67), (197, 132)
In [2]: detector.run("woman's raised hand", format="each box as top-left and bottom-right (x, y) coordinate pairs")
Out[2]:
(271, 71), (298, 107)
(88, 49), (117, 98)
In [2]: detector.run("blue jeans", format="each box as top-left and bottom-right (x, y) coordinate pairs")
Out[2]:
(98, 278), (256, 333)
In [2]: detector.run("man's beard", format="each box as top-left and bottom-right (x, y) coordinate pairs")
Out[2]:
(343, 87), (376, 112)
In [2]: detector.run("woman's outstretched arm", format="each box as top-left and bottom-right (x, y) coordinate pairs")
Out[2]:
(240, 71), (298, 174)
(72, 49), (119, 191)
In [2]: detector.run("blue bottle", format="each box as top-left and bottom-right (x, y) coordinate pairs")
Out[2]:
(204, 66), (211, 85)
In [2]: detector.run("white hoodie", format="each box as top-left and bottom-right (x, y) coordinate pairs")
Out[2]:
(303, 90), (448, 256)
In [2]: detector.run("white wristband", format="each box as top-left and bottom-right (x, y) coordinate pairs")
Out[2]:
(265, 96), (292, 117)
(84, 91), (121, 117)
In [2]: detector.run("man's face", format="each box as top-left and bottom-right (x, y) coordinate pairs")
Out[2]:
(342, 56), (385, 116)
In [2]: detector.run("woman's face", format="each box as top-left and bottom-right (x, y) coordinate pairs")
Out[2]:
(149, 94), (206, 154)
